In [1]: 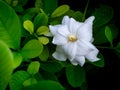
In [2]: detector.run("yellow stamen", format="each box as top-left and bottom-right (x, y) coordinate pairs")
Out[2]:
(68, 35), (77, 42)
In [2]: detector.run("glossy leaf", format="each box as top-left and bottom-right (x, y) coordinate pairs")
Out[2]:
(9, 71), (30, 90)
(93, 5), (113, 28)
(12, 52), (23, 69)
(66, 65), (86, 87)
(0, 41), (14, 90)
(21, 39), (43, 58)
(0, 1), (22, 49)
(38, 36), (49, 45)
(23, 20), (34, 34)
(105, 26), (113, 44)
(39, 46), (49, 61)
(33, 13), (48, 29)
(93, 25), (118, 44)
(22, 80), (65, 90)
(27, 61), (40, 75)
(43, 0), (58, 14)
(36, 26), (49, 35)
(51, 5), (70, 18)
(23, 78), (37, 87)
(41, 61), (63, 73)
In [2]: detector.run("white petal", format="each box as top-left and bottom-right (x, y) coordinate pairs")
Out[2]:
(77, 40), (94, 55)
(84, 16), (95, 24)
(57, 25), (70, 37)
(52, 46), (67, 61)
(52, 35), (67, 45)
(74, 56), (85, 66)
(62, 42), (77, 60)
(77, 16), (95, 42)
(85, 48), (100, 62)
(49, 25), (61, 36)
(70, 60), (78, 66)
(69, 17), (83, 35)
(62, 16), (70, 25)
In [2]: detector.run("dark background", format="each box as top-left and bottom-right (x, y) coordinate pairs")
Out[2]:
(58, 0), (120, 90)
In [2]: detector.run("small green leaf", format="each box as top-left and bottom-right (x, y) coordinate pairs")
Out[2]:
(22, 80), (65, 90)
(71, 11), (83, 21)
(51, 5), (70, 18)
(0, 40), (14, 90)
(105, 26), (113, 44)
(43, 0), (58, 14)
(38, 36), (49, 45)
(39, 46), (49, 61)
(9, 71), (31, 90)
(23, 78), (37, 87)
(41, 61), (63, 73)
(27, 61), (40, 75)
(93, 25), (118, 44)
(12, 52), (23, 69)
(33, 13), (48, 29)
(92, 5), (113, 27)
(21, 39), (43, 58)
(23, 20), (34, 34)
(66, 65), (86, 87)
(36, 26), (49, 35)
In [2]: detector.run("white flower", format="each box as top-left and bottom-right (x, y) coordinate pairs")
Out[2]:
(49, 16), (100, 66)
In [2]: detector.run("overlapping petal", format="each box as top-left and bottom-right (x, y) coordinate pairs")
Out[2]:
(52, 46), (67, 61)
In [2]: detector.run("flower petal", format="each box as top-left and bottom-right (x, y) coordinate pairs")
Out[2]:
(74, 56), (85, 66)
(85, 48), (100, 62)
(77, 16), (95, 42)
(52, 46), (67, 61)
(62, 42), (77, 60)
(69, 17), (83, 35)
(49, 25), (61, 36)
(57, 25), (70, 37)
(52, 34), (67, 45)
(77, 40), (95, 55)
(62, 16), (70, 25)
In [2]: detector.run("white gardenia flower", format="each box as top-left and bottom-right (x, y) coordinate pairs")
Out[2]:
(49, 16), (100, 66)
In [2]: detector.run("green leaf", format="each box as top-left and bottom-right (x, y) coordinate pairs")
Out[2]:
(93, 5), (113, 28)
(66, 65), (86, 87)
(9, 71), (31, 90)
(43, 0), (58, 14)
(33, 13), (48, 29)
(35, 0), (43, 9)
(12, 52), (23, 69)
(93, 25), (118, 44)
(90, 53), (105, 67)
(38, 36), (49, 45)
(105, 26), (113, 44)
(27, 61), (40, 75)
(21, 80), (65, 90)
(36, 26), (49, 35)
(0, 1), (22, 49)
(51, 5), (70, 18)
(41, 61), (63, 73)
(71, 11), (83, 21)
(23, 20), (34, 34)
(23, 78), (37, 87)
(21, 39), (43, 58)
(23, 8), (37, 21)
(0, 40), (14, 90)
(39, 46), (49, 61)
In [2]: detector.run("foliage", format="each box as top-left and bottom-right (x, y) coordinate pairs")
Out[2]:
(0, 0), (119, 90)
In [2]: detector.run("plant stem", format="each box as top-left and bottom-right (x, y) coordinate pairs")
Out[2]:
(82, 0), (90, 22)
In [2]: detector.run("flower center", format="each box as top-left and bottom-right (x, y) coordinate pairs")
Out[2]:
(68, 35), (77, 42)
